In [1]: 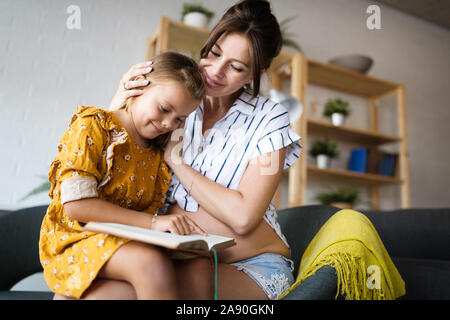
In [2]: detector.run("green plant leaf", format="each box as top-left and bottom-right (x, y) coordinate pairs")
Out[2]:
(323, 98), (351, 117)
(309, 139), (339, 158)
(315, 187), (359, 205)
(279, 16), (303, 53)
(20, 180), (51, 201)
(181, 3), (214, 20)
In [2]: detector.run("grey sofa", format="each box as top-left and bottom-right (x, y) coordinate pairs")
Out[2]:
(277, 205), (450, 300)
(1, 205), (449, 300)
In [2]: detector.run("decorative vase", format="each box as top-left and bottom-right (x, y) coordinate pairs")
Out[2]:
(330, 202), (353, 209)
(183, 12), (209, 29)
(331, 113), (345, 126)
(316, 154), (330, 169)
(328, 54), (373, 74)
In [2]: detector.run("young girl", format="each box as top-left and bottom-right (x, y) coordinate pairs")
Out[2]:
(39, 52), (206, 299)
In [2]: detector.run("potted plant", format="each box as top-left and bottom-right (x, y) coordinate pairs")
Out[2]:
(181, 3), (214, 29)
(20, 175), (51, 201)
(323, 98), (350, 126)
(280, 16), (303, 53)
(309, 139), (339, 169)
(315, 187), (359, 209)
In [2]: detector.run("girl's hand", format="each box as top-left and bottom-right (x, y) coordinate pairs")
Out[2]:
(109, 61), (153, 110)
(152, 213), (207, 236)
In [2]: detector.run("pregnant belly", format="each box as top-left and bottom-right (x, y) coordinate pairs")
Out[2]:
(169, 204), (290, 263)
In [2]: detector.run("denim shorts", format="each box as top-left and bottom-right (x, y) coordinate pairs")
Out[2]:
(231, 253), (295, 300)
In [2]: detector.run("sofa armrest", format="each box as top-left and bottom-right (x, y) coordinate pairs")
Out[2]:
(281, 266), (339, 300)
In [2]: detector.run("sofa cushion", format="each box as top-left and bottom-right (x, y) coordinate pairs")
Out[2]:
(0, 291), (53, 300)
(393, 257), (450, 300)
(0, 206), (48, 290)
(277, 205), (340, 276)
(362, 208), (450, 261)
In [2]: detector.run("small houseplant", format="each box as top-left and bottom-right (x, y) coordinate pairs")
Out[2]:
(315, 187), (359, 209)
(181, 3), (214, 29)
(280, 16), (303, 53)
(20, 175), (50, 201)
(323, 98), (351, 126)
(309, 139), (339, 169)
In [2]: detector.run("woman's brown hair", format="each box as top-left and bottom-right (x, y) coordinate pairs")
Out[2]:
(125, 51), (205, 148)
(200, 0), (282, 97)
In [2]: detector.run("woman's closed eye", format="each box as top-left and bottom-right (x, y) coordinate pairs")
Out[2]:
(209, 49), (244, 73)
(210, 50), (220, 57)
(231, 65), (243, 72)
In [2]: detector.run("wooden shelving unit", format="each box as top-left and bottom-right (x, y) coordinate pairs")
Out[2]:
(270, 51), (411, 210)
(146, 16), (209, 60)
(146, 16), (411, 210)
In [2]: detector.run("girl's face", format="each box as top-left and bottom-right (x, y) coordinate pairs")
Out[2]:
(200, 32), (253, 97)
(130, 82), (199, 140)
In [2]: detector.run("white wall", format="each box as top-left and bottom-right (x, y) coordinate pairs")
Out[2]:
(1, 0), (449, 211)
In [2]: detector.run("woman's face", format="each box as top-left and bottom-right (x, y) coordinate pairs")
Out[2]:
(200, 32), (253, 97)
(131, 82), (199, 140)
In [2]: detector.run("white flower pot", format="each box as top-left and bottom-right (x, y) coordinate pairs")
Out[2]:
(183, 12), (209, 29)
(316, 154), (330, 169)
(331, 113), (345, 126)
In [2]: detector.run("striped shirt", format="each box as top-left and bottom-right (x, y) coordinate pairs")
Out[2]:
(164, 90), (302, 246)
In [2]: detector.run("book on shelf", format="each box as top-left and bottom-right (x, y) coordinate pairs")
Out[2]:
(82, 222), (236, 256)
(380, 152), (398, 177)
(348, 147), (367, 173)
(367, 149), (398, 177)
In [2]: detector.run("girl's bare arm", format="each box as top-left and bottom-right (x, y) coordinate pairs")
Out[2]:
(64, 198), (205, 235)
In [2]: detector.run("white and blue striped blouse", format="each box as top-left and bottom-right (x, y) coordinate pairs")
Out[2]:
(164, 90), (302, 245)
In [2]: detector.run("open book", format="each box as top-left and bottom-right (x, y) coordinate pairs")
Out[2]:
(82, 222), (235, 254)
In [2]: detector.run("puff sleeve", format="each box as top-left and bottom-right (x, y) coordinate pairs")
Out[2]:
(48, 108), (107, 204)
(253, 103), (302, 170)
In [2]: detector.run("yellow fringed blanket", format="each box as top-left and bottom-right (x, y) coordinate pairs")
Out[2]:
(279, 209), (405, 300)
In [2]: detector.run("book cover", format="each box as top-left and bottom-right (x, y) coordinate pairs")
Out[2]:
(348, 148), (367, 173)
(82, 222), (236, 255)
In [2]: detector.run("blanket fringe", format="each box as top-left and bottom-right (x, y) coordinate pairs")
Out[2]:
(301, 253), (388, 300)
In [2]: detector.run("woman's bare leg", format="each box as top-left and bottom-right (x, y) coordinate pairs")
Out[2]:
(174, 258), (268, 300)
(216, 263), (268, 300)
(175, 257), (213, 299)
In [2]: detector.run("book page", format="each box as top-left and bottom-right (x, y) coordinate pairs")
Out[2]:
(82, 222), (235, 252)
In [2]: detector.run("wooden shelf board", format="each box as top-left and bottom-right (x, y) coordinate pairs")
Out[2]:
(307, 118), (401, 145)
(270, 50), (295, 72)
(307, 165), (403, 186)
(307, 59), (399, 98)
(151, 17), (210, 55)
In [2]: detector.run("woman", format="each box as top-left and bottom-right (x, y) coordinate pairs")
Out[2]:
(110, 0), (302, 300)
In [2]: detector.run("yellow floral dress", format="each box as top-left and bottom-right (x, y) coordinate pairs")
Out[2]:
(39, 106), (171, 299)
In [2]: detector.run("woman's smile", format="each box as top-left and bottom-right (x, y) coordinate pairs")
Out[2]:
(204, 72), (223, 89)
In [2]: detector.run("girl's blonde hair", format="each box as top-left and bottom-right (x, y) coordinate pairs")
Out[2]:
(125, 51), (205, 148)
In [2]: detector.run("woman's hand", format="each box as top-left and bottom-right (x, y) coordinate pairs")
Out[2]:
(109, 61), (153, 110)
(152, 212), (207, 236)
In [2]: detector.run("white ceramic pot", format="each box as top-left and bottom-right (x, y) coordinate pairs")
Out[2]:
(183, 12), (209, 29)
(331, 113), (345, 126)
(316, 154), (330, 169)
